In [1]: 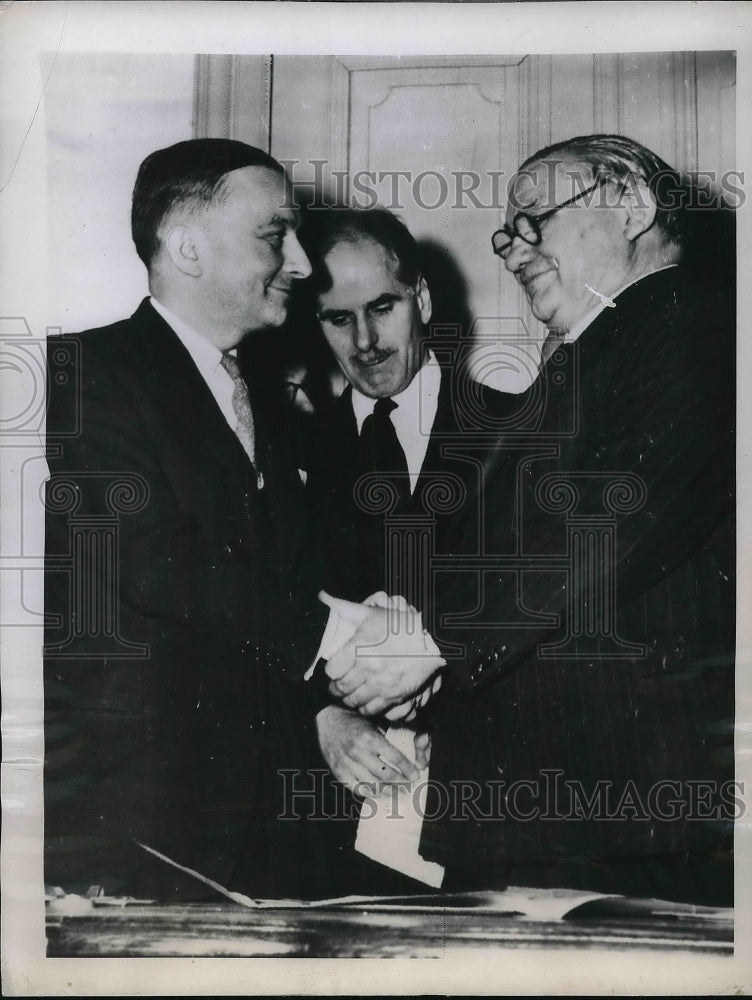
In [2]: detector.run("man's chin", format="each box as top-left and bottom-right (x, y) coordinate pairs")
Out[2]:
(259, 306), (289, 330)
(351, 374), (398, 398)
(529, 294), (557, 326)
(353, 382), (390, 399)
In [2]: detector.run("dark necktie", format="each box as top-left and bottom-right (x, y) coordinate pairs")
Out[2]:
(358, 397), (410, 511)
(221, 352), (263, 489)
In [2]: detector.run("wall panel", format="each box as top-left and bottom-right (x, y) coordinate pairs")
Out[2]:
(252, 51), (736, 390)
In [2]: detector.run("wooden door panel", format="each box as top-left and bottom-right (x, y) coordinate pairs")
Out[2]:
(264, 52), (735, 393)
(348, 60), (540, 391)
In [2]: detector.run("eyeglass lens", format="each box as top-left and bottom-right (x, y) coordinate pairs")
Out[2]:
(492, 214), (541, 258)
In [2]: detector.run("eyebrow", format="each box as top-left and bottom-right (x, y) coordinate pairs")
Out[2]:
(257, 213), (300, 232)
(317, 292), (403, 322)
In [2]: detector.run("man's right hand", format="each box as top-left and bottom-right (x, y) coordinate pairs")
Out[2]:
(325, 604), (445, 715)
(315, 704), (420, 796)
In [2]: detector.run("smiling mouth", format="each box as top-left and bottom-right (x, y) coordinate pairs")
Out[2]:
(519, 271), (558, 298)
(521, 269), (555, 289)
(354, 352), (394, 370)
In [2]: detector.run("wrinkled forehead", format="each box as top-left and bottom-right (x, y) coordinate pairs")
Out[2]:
(506, 155), (595, 218)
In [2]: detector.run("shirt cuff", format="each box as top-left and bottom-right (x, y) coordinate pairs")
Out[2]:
(304, 599), (362, 680)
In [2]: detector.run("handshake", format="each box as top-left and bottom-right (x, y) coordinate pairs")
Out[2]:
(317, 590), (446, 723)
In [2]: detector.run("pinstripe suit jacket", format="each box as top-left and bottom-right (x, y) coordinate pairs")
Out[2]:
(422, 267), (735, 904)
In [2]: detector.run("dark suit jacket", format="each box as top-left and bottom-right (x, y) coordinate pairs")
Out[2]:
(304, 361), (511, 894)
(44, 299), (326, 901)
(422, 267), (735, 905)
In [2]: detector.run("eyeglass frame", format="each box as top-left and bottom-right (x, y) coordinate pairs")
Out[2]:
(491, 176), (610, 259)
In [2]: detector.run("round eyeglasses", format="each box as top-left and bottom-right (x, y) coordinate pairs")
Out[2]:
(491, 177), (606, 259)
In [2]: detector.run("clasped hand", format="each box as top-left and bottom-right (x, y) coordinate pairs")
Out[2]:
(324, 593), (445, 717)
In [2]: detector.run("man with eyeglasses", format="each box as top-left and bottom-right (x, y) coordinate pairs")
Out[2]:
(327, 135), (735, 905)
(492, 141), (692, 360)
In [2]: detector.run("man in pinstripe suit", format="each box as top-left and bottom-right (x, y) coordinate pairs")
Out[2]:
(328, 135), (735, 905)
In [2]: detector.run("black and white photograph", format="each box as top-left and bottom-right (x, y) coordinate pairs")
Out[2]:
(1, 1), (751, 994)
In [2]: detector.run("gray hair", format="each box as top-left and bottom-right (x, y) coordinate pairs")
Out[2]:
(519, 133), (687, 248)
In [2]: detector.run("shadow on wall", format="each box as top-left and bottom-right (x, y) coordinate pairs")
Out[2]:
(417, 239), (474, 342)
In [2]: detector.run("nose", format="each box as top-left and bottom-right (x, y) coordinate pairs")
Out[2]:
(503, 234), (536, 275)
(283, 231), (312, 280)
(353, 312), (377, 353)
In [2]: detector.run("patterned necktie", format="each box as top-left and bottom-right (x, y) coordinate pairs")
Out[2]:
(221, 353), (263, 490)
(359, 397), (410, 510)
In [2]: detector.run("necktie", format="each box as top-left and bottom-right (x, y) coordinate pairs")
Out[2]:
(539, 331), (566, 370)
(358, 397), (410, 510)
(221, 353), (263, 490)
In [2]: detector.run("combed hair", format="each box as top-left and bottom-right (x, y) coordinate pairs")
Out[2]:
(520, 134), (687, 248)
(131, 138), (284, 267)
(305, 207), (422, 294)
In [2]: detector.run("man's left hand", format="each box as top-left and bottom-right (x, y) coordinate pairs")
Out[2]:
(325, 604), (445, 715)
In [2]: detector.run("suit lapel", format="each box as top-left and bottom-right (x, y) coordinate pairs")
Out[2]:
(238, 341), (311, 578)
(329, 386), (361, 487)
(417, 367), (515, 520)
(409, 366), (453, 508)
(129, 299), (258, 488)
(335, 386), (360, 446)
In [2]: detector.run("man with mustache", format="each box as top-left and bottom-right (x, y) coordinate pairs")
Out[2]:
(44, 139), (335, 901)
(305, 206), (507, 893)
(328, 135), (735, 905)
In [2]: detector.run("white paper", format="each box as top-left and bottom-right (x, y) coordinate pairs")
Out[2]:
(354, 725), (445, 888)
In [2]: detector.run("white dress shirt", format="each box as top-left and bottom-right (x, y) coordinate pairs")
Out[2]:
(150, 296), (238, 435)
(350, 350), (442, 494)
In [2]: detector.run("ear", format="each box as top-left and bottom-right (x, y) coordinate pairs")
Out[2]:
(621, 179), (658, 242)
(415, 274), (432, 325)
(164, 225), (202, 277)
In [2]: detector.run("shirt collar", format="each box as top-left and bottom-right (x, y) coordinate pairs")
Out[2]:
(561, 263), (680, 344)
(150, 296), (229, 378)
(350, 350), (441, 434)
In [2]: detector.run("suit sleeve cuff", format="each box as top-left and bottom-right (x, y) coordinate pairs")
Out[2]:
(302, 659), (339, 715)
